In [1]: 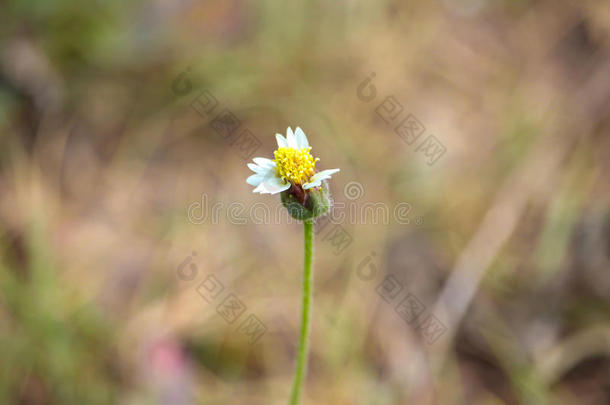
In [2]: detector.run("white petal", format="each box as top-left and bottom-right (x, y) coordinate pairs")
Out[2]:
(254, 177), (290, 194)
(272, 183), (292, 194)
(253, 183), (269, 193)
(303, 168), (340, 189)
(302, 180), (321, 190)
(294, 127), (309, 149)
(246, 174), (264, 186)
(311, 168), (340, 181)
(252, 157), (275, 168)
(250, 169), (286, 194)
(286, 127), (297, 148)
(266, 177), (291, 194)
(247, 163), (268, 174)
(276, 134), (287, 148)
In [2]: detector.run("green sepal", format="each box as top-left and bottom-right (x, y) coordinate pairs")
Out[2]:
(281, 181), (331, 221)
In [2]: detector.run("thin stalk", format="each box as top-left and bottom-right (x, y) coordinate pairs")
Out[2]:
(288, 219), (314, 405)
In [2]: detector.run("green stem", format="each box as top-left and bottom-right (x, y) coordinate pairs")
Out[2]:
(289, 219), (314, 405)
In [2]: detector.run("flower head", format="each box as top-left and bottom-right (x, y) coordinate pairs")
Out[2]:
(247, 127), (340, 194)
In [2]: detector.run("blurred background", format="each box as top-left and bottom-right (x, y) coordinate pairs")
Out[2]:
(1, 0), (610, 404)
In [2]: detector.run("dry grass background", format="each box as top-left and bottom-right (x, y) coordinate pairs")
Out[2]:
(1, 0), (610, 404)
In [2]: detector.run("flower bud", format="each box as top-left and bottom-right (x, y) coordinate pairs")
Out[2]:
(281, 181), (331, 221)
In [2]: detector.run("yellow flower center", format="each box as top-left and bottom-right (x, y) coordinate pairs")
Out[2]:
(273, 146), (319, 185)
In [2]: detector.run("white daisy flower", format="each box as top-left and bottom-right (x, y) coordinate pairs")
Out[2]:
(247, 127), (340, 194)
